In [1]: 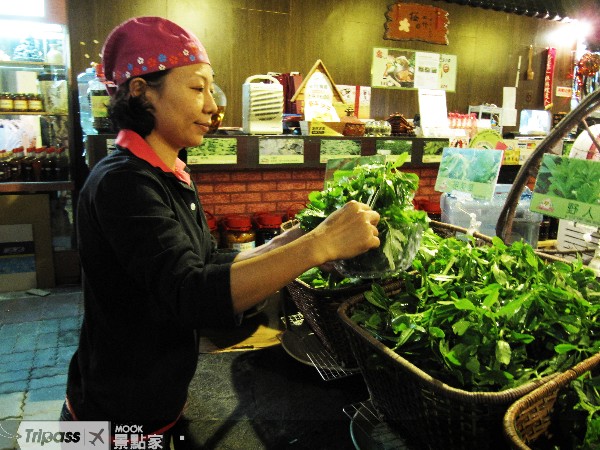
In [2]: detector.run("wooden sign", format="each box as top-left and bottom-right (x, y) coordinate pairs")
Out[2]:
(384, 2), (449, 45)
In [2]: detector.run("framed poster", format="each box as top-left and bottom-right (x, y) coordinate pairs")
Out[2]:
(372, 47), (456, 92)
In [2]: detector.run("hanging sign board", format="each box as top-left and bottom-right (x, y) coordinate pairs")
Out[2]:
(435, 147), (503, 200)
(372, 47), (456, 91)
(531, 154), (600, 227)
(384, 2), (449, 45)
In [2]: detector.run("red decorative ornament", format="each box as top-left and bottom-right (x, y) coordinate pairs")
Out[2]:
(577, 53), (600, 77)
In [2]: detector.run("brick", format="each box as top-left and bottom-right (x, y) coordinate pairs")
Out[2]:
(246, 181), (278, 192)
(231, 171), (263, 181)
(230, 192), (262, 204)
(263, 191), (292, 202)
(196, 184), (214, 194)
(292, 169), (325, 180)
(277, 181), (306, 191)
(196, 172), (230, 182)
(216, 183), (247, 193)
(306, 180), (324, 191)
(199, 193), (230, 204)
(417, 185), (437, 196)
(262, 171), (292, 181)
(290, 191), (310, 201)
(214, 204), (248, 215)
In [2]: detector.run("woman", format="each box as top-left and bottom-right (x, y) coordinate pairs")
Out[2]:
(62, 16), (379, 447)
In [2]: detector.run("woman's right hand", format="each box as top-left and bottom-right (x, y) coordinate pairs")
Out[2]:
(309, 200), (380, 264)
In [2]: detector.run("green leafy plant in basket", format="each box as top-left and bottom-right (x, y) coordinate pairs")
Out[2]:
(295, 154), (429, 278)
(351, 229), (600, 392)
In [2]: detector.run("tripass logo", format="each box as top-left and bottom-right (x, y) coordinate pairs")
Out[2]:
(15, 420), (110, 449)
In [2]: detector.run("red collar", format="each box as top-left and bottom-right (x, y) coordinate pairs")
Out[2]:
(115, 130), (191, 186)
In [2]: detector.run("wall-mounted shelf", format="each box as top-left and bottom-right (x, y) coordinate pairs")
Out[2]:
(0, 181), (73, 193)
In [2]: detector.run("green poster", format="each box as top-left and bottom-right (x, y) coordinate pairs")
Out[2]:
(434, 147), (503, 200)
(531, 154), (600, 227)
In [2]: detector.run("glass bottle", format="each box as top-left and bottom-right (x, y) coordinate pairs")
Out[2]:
(0, 150), (9, 182)
(253, 212), (282, 246)
(21, 146), (37, 181)
(54, 147), (70, 180)
(88, 63), (113, 133)
(32, 147), (46, 182)
(8, 147), (25, 181)
(77, 67), (96, 136)
(42, 146), (56, 181)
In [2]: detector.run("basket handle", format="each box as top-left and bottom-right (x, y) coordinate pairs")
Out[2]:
(495, 88), (600, 241)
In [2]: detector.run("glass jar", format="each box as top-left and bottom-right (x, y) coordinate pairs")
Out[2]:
(221, 215), (256, 251)
(253, 212), (282, 246)
(27, 94), (44, 112)
(204, 211), (221, 247)
(13, 93), (28, 112)
(0, 93), (14, 112)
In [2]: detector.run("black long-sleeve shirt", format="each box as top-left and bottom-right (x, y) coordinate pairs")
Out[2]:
(66, 131), (237, 427)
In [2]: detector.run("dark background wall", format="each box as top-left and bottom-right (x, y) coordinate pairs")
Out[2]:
(66, 0), (578, 131)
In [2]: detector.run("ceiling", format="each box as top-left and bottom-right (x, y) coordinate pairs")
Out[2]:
(434, 0), (599, 21)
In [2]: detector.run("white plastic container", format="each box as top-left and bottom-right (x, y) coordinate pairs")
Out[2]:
(242, 75), (283, 135)
(440, 184), (542, 247)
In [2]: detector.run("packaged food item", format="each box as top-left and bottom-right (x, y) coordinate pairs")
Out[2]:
(253, 212), (282, 246)
(221, 215), (256, 251)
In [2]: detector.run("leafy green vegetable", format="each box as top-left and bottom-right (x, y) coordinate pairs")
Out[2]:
(352, 230), (600, 392)
(297, 266), (364, 290)
(295, 155), (429, 275)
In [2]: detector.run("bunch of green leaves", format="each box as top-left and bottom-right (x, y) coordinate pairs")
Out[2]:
(544, 372), (600, 449)
(297, 266), (365, 290)
(295, 155), (429, 270)
(351, 231), (600, 391)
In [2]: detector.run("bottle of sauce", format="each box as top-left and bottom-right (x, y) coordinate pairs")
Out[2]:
(21, 146), (37, 181)
(42, 146), (56, 181)
(0, 150), (10, 181)
(8, 147), (25, 181)
(221, 215), (256, 251)
(54, 147), (70, 180)
(32, 147), (46, 182)
(253, 212), (282, 246)
(27, 94), (44, 112)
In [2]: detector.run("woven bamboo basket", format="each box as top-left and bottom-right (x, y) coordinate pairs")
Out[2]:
(336, 220), (573, 450)
(282, 218), (406, 367)
(503, 351), (600, 449)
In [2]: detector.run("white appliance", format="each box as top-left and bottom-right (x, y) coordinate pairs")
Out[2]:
(242, 75), (284, 135)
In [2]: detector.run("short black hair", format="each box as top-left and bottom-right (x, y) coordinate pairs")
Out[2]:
(108, 69), (171, 138)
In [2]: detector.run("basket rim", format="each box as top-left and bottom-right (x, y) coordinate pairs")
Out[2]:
(502, 351), (600, 449)
(337, 288), (560, 404)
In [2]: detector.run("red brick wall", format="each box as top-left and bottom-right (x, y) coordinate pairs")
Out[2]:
(192, 167), (441, 222)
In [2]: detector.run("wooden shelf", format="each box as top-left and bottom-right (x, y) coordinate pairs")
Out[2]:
(0, 181), (74, 193)
(0, 111), (68, 116)
(0, 61), (66, 70)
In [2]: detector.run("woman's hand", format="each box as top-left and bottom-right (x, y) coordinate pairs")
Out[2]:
(310, 200), (380, 264)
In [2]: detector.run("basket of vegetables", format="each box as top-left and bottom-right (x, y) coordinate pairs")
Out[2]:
(337, 224), (600, 449)
(285, 269), (387, 367)
(503, 352), (600, 449)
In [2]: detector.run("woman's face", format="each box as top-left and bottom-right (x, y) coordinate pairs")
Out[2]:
(145, 63), (218, 150)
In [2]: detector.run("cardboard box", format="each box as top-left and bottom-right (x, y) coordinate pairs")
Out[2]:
(0, 194), (55, 290)
(0, 224), (36, 292)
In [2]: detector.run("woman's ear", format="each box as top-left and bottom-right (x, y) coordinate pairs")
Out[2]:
(128, 77), (148, 98)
